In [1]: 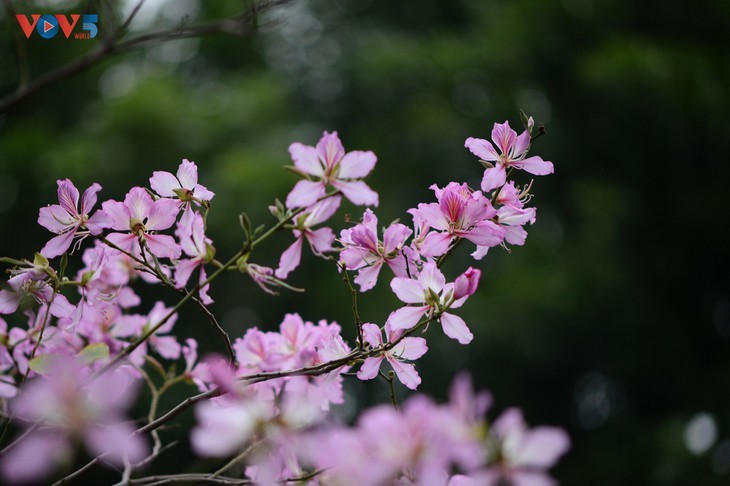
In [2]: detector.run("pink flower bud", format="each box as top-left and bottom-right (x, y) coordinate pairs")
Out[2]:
(453, 267), (480, 300)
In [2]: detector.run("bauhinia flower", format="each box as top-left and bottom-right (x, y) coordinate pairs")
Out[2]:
(356, 322), (428, 390)
(275, 195), (341, 279)
(465, 121), (554, 192)
(102, 187), (182, 259)
(339, 209), (412, 292)
(149, 159), (215, 206)
(285, 131), (378, 208)
(409, 182), (504, 258)
(386, 262), (481, 344)
(38, 179), (112, 258)
(481, 408), (571, 485)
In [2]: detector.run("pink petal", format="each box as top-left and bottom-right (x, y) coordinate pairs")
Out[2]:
(306, 227), (335, 254)
(385, 305), (428, 332)
(462, 220), (505, 247)
(353, 261), (383, 292)
(390, 277), (426, 304)
(340, 247), (371, 270)
(177, 159), (199, 189)
(417, 261), (446, 294)
(514, 427), (571, 468)
(105, 232), (137, 253)
(175, 258), (200, 288)
(85, 210), (112, 235)
(275, 236), (304, 279)
(146, 234), (181, 259)
(38, 205), (74, 233)
(491, 121), (517, 155)
(481, 166), (507, 192)
(152, 335), (182, 360)
(56, 179), (80, 216)
(512, 131), (531, 158)
(124, 187), (154, 221)
(101, 200), (131, 231)
(149, 170), (180, 197)
(440, 312), (473, 344)
(193, 184), (215, 201)
(85, 422), (148, 465)
(413, 202), (450, 231)
(512, 155), (554, 176)
(332, 180), (379, 207)
(289, 142), (325, 177)
(80, 182), (102, 215)
(198, 266), (213, 305)
(0, 290), (21, 314)
(145, 198), (180, 231)
(464, 137), (499, 161)
(286, 180), (327, 208)
(471, 245), (490, 260)
(338, 150), (377, 178)
(390, 336), (428, 360)
(40, 230), (76, 258)
(382, 223), (412, 254)
(0, 432), (70, 484)
(49, 294), (75, 319)
(361, 323), (384, 347)
(388, 359), (421, 390)
(304, 195), (341, 226)
(420, 231), (453, 257)
(316, 131), (345, 170)
(356, 356), (383, 381)
(504, 225), (528, 246)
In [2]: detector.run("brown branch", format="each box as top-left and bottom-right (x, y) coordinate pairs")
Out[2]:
(0, 0), (292, 114)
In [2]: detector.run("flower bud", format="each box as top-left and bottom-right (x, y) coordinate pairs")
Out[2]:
(453, 267), (481, 300)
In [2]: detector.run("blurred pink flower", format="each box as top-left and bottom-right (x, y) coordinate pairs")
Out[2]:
(149, 159), (215, 205)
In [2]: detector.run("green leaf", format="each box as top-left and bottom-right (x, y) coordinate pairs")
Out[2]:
(77, 343), (110, 364)
(28, 354), (55, 375)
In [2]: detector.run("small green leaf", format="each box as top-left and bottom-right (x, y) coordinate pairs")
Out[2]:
(59, 253), (68, 277)
(78, 343), (110, 364)
(28, 354), (55, 375)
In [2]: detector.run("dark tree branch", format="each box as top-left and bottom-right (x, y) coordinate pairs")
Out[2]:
(0, 0), (292, 114)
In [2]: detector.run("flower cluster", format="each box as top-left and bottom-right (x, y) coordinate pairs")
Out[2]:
(0, 119), (566, 485)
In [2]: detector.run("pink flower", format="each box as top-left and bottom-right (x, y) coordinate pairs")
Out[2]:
(0, 355), (147, 483)
(356, 322), (428, 390)
(465, 121), (554, 192)
(38, 179), (111, 258)
(275, 196), (341, 279)
(386, 262), (478, 344)
(102, 187), (182, 259)
(409, 183), (504, 258)
(175, 209), (214, 304)
(149, 159), (215, 205)
(483, 408), (571, 486)
(285, 131), (379, 208)
(339, 209), (412, 291)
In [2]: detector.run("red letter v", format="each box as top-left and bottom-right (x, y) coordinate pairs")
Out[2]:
(15, 14), (40, 39)
(56, 14), (80, 38)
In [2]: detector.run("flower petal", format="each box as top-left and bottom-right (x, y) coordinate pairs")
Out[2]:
(275, 236), (304, 280)
(356, 356), (383, 381)
(390, 277), (425, 304)
(338, 150), (377, 179)
(385, 305), (428, 332)
(332, 180), (379, 207)
(481, 166), (507, 192)
(149, 170), (180, 197)
(286, 180), (327, 209)
(512, 155), (554, 176)
(464, 137), (499, 161)
(177, 159), (199, 189)
(440, 312), (473, 344)
(388, 359), (421, 390)
(289, 142), (325, 177)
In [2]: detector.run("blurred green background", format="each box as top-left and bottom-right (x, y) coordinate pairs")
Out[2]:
(1, 0), (730, 484)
